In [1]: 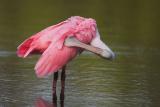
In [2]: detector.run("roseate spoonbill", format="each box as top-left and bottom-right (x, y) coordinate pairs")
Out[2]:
(17, 16), (115, 101)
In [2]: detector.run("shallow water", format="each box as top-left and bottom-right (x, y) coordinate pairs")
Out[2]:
(0, 0), (160, 107)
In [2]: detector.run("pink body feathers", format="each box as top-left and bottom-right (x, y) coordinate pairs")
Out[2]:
(17, 16), (97, 77)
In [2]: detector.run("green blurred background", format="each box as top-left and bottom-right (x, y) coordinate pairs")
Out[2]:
(0, 0), (159, 50)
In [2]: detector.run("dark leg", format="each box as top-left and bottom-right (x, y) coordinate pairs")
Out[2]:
(60, 66), (66, 101)
(60, 100), (64, 107)
(52, 71), (58, 101)
(52, 100), (57, 107)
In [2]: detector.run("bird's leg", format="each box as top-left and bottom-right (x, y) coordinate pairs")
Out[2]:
(52, 99), (57, 107)
(60, 100), (64, 107)
(52, 71), (58, 102)
(60, 66), (66, 101)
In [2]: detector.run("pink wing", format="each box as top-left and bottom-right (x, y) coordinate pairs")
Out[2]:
(17, 20), (67, 58)
(35, 40), (78, 77)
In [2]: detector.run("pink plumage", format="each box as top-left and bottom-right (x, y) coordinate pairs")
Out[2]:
(17, 16), (97, 77)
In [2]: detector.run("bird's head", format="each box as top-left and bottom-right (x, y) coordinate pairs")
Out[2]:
(65, 29), (115, 60)
(65, 16), (115, 60)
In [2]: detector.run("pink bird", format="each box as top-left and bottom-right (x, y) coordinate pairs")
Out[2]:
(17, 16), (115, 101)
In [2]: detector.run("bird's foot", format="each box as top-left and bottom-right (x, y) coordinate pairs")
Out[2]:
(60, 93), (65, 101)
(52, 94), (57, 101)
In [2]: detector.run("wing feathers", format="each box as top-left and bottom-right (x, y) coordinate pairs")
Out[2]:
(17, 20), (68, 58)
(35, 43), (77, 77)
(17, 38), (35, 57)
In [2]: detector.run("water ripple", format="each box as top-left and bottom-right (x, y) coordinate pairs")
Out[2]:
(0, 50), (15, 57)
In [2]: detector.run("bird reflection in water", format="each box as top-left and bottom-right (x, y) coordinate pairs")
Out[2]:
(35, 97), (64, 107)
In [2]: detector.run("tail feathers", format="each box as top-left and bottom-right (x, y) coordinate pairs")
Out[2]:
(17, 38), (34, 58)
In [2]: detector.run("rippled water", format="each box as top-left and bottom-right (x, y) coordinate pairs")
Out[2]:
(0, 0), (160, 107)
